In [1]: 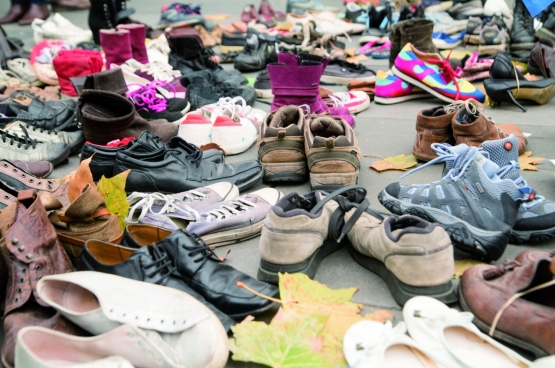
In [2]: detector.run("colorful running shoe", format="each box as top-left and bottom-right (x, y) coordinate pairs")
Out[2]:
(374, 70), (430, 105)
(392, 43), (485, 103)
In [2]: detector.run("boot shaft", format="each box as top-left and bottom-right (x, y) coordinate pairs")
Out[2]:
(116, 23), (149, 64)
(99, 29), (133, 68)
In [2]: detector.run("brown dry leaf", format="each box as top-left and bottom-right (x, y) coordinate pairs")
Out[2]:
(454, 259), (485, 279)
(370, 154), (418, 172)
(67, 156), (95, 202)
(200, 143), (226, 155)
(519, 151), (546, 171)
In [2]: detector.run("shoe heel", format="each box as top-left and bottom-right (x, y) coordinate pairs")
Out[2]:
(505, 90), (527, 112)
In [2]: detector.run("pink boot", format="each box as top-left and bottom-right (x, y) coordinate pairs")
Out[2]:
(116, 23), (149, 64)
(99, 29), (133, 68)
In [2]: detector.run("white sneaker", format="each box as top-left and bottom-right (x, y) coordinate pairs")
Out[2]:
(211, 106), (259, 155)
(312, 11), (366, 36)
(32, 13), (93, 45)
(147, 34), (171, 64)
(428, 11), (469, 34)
(178, 107), (216, 148)
(483, 0), (513, 27)
(403, 296), (533, 368)
(324, 91), (370, 113)
(344, 320), (442, 368)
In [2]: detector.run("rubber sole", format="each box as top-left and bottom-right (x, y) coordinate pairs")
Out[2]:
(392, 65), (456, 103)
(310, 171), (358, 191)
(220, 45), (244, 53)
(374, 93), (432, 105)
(348, 244), (458, 306)
(535, 27), (555, 43)
(203, 220), (265, 248)
(257, 240), (344, 284)
(262, 161), (306, 183)
(510, 42), (535, 51)
(378, 189), (509, 262)
(321, 75), (376, 86)
(510, 226), (555, 245)
(458, 287), (548, 358)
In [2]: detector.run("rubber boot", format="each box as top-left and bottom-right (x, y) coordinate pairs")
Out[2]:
(389, 19), (437, 68)
(117, 23), (149, 64)
(99, 29), (133, 68)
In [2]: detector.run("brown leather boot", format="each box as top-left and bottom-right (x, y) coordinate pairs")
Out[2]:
(412, 105), (457, 161)
(49, 183), (122, 265)
(78, 89), (178, 145)
(51, 0), (91, 10)
(0, 190), (84, 368)
(0, 4), (28, 25)
(18, 3), (50, 26)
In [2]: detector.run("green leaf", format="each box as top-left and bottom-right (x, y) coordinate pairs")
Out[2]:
(97, 170), (130, 231)
(369, 154), (418, 172)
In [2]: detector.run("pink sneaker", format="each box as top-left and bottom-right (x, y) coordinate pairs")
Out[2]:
(357, 39), (392, 57)
(455, 51), (495, 82)
(323, 91), (370, 113)
(374, 70), (430, 105)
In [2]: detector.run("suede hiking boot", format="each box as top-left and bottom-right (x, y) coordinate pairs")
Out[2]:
(258, 105), (306, 183)
(378, 145), (534, 261)
(78, 89), (178, 145)
(305, 114), (360, 191)
(389, 19), (438, 69)
(49, 183), (122, 265)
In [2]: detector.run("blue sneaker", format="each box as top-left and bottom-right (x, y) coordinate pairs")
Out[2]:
(157, 3), (206, 29)
(432, 30), (466, 49)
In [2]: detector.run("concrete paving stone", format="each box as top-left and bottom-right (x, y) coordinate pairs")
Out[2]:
(1, 0), (554, 366)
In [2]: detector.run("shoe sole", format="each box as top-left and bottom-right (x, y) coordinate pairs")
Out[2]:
(392, 65), (459, 104)
(510, 42), (536, 51)
(374, 93), (432, 105)
(348, 243), (458, 306)
(378, 189), (509, 262)
(262, 161), (307, 183)
(257, 240), (344, 284)
(510, 226), (555, 245)
(458, 286), (549, 358)
(203, 219), (265, 248)
(321, 74), (376, 86)
(255, 88), (273, 98)
(48, 145), (71, 167)
(310, 170), (358, 192)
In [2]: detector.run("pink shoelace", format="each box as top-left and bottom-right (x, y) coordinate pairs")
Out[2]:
(427, 51), (462, 100)
(126, 80), (177, 113)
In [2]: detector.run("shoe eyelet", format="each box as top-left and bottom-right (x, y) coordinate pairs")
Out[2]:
(47, 184), (52, 189)
(12, 168), (17, 173)
(28, 179), (34, 183)
(14, 298), (18, 302)
(4, 195), (9, 200)
(2, 163), (8, 168)
(37, 181), (42, 186)
(21, 173), (26, 178)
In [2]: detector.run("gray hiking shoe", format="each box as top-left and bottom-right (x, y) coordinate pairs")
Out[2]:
(4, 121), (84, 154)
(321, 59), (376, 85)
(378, 145), (533, 261)
(0, 129), (69, 166)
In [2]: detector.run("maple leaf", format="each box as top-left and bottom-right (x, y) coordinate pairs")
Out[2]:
(97, 170), (130, 230)
(369, 154), (418, 172)
(230, 309), (330, 368)
(67, 156), (95, 202)
(453, 259), (485, 279)
(518, 151), (545, 171)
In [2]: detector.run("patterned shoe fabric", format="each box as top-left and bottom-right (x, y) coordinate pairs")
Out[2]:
(374, 70), (430, 105)
(392, 43), (485, 103)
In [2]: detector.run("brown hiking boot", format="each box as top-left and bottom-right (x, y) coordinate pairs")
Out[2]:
(304, 114), (360, 191)
(49, 184), (122, 265)
(257, 105), (306, 182)
(452, 100), (527, 154)
(413, 105), (458, 161)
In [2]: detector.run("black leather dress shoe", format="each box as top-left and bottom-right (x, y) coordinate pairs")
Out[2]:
(114, 136), (263, 193)
(78, 239), (236, 333)
(121, 226), (278, 319)
(81, 131), (224, 181)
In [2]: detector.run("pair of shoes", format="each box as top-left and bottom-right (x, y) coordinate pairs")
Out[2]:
(241, 0), (284, 23)
(0, 3), (49, 26)
(344, 296), (536, 367)
(100, 23), (149, 68)
(258, 105), (361, 190)
(179, 97), (263, 155)
(88, 0), (135, 45)
(258, 185), (457, 305)
(126, 186), (281, 247)
(156, 2), (208, 30)
(32, 13), (92, 45)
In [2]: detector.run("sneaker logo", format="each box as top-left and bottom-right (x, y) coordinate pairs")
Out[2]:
(504, 141), (513, 151)
(475, 182), (484, 194)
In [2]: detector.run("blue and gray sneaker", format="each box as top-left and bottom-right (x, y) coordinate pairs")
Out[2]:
(378, 144), (534, 262)
(157, 3), (209, 30)
(439, 135), (555, 245)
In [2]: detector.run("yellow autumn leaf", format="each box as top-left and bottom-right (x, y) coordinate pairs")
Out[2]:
(518, 151), (545, 171)
(369, 154), (418, 172)
(454, 259), (485, 279)
(97, 170), (130, 230)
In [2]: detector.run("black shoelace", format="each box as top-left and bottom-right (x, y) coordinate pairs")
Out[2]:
(182, 232), (222, 265)
(19, 123), (58, 136)
(143, 245), (177, 285)
(0, 128), (37, 150)
(166, 143), (204, 168)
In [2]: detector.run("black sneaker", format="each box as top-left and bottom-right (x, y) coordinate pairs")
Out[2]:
(234, 28), (278, 72)
(254, 68), (272, 98)
(183, 72), (256, 110)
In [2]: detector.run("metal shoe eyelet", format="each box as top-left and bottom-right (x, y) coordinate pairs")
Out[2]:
(3, 195), (9, 200)
(37, 181), (42, 186)
(14, 298), (18, 302)
(47, 184), (52, 189)
(28, 179), (34, 183)
(21, 173), (26, 178)
(2, 163), (8, 168)
(12, 168), (17, 173)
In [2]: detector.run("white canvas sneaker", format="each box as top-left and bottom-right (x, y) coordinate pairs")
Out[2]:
(32, 13), (93, 44)
(323, 91), (370, 113)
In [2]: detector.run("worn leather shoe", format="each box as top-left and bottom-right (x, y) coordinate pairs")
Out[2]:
(115, 136), (263, 193)
(122, 227), (279, 319)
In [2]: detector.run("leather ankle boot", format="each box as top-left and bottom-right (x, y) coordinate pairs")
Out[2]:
(18, 4), (50, 26)
(0, 4), (28, 25)
(0, 190), (84, 368)
(78, 89), (178, 145)
(99, 29), (132, 68)
(116, 23), (149, 64)
(389, 19), (438, 68)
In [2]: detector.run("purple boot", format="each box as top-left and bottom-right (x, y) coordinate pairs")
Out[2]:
(99, 29), (133, 68)
(268, 53), (355, 126)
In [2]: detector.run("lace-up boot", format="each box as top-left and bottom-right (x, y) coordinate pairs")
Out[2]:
(378, 145), (534, 261)
(114, 136), (263, 193)
(78, 238), (236, 333)
(234, 28), (277, 72)
(78, 89), (178, 145)
(511, 0), (535, 50)
(0, 129), (69, 166)
(121, 227), (279, 319)
(4, 121), (84, 154)
(412, 103), (458, 162)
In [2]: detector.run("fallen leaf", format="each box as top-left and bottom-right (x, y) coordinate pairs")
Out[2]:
(97, 170), (130, 230)
(454, 259), (485, 279)
(346, 55), (368, 64)
(67, 156), (95, 202)
(519, 151), (546, 171)
(345, 48), (356, 57)
(200, 143), (226, 155)
(370, 154), (418, 172)
(230, 309), (330, 368)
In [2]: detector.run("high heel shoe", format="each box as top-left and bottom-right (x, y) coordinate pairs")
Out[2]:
(484, 53), (555, 112)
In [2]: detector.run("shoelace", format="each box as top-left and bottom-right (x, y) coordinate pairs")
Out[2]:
(18, 122), (58, 136)
(206, 96), (252, 120)
(166, 143), (204, 168)
(200, 197), (257, 222)
(0, 128), (37, 150)
(426, 51), (463, 100)
(127, 81), (175, 113)
(137, 61), (181, 83)
(182, 232), (222, 264)
(126, 192), (201, 223)
(324, 92), (354, 108)
(143, 245), (177, 285)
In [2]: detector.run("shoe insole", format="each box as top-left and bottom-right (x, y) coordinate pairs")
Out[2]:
(384, 344), (439, 368)
(41, 279), (100, 313)
(444, 326), (528, 368)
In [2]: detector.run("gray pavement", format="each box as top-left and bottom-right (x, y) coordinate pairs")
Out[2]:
(1, 0), (555, 366)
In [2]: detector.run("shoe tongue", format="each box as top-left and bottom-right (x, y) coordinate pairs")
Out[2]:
(456, 107), (480, 124)
(136, 131), (164, 150)
(482, 135), (521, 181)
(246, 31), (259, 48)
(471, 149), (500, 178)
(166, 137), (195, 154)
(310, 117), (351, 148)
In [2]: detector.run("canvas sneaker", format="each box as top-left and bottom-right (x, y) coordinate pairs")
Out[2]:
(305, 113), (360, 191)
(4, 120), (84, 154)
(392, 43), (485, 103)
(254, 68), (272, 98)
(323, 91), (370, 113)
(428, 11), (469, 34)
(0, 129), (69, 166)
(378, 145), (534, 261)
(321, 59), (376, 85)
(375, 70), (430, 105)
(432, 31), (465, 49)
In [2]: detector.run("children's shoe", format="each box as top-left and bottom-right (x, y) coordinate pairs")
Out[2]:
(323, 91), (370, 113)
(357, 39), (391, 56)
(178, 108), (214, 148)
(455, 51), (495, 82)
(392, 43), (485, 103)
(375, 70), (430, 105)
(432, 30), (465, 49)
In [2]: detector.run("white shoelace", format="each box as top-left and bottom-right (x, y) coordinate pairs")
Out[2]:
(324, 92), (354, 107)
(200, 198), (257, 222)
(126, 192), (201, 223)
(139, 61), (181, 83)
